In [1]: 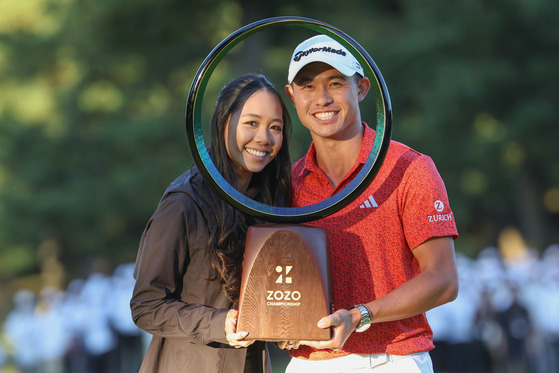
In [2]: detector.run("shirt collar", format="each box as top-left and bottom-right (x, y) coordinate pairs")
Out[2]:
(303, 122), (375, 174)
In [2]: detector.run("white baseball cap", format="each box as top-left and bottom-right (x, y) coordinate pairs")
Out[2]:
(287, 34), (364, 83)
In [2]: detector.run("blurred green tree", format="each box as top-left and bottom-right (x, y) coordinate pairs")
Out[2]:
(0, 0), (557, 293)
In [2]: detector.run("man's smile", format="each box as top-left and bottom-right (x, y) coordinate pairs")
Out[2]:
(313, 111), (337, 121)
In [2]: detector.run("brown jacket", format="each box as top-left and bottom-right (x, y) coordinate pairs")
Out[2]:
(131, 170), (272, 372)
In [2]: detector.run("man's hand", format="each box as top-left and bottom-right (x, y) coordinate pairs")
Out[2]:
(225, 309), (254, 348)
(277, 340), (301, 350)
(300, 308), (360, 351)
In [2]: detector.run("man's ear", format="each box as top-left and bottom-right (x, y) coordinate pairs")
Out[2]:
(357, 77), (371, 102)
(285, 84), (295, 105)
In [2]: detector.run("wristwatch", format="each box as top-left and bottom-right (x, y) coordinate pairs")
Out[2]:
(351, 304), (372, 332)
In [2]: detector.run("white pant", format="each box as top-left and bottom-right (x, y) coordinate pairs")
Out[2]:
(285, 352), (433, 373)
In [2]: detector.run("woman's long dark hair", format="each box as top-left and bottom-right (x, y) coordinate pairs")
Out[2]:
(200, 74), (292, 304)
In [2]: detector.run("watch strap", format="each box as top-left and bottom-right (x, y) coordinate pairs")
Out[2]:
(352, 304), (372, 332)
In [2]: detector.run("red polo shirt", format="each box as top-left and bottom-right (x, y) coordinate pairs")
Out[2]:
(290, 124), (458, 360)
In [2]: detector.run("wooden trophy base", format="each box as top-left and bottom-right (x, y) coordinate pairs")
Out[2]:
(237, 224), (332, 341)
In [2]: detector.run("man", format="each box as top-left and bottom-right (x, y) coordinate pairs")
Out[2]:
(280, 34), (459, 372)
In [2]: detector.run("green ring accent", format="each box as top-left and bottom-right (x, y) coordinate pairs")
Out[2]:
(185, 16), (392, 223)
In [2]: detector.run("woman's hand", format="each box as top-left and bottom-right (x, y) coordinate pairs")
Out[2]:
(225, 309), (254, 348)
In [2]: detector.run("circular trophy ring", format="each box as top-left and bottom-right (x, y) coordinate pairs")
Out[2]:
(185, 16), (392, 223)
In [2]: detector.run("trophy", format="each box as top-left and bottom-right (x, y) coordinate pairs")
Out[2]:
(185, 17), (392, 341)
(237, 224), (331, 341)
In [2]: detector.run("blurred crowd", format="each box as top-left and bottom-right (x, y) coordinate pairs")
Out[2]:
(1, 263), (148, 373)
(1, 244), (559, 373)
(427, 244), (559, 373)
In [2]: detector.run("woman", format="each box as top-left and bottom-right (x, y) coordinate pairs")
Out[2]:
(131, 74), (292, 373)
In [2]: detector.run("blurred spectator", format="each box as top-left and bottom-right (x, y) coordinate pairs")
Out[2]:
(534, 244), (559, 372)
(107, 263), (145, 373)
(0, 338), (6, 369)
(60, 278), (89, 372)
(427, 254), (485, 372)
(4, 289), (41, 372)
(34, 287), (73, 373)
(494, 283), (535, 372)
(79, 272), (119, 372)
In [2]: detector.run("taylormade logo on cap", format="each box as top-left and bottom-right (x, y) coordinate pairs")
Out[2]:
(288, 34), (364, 83)
(293, 46), (347, 62)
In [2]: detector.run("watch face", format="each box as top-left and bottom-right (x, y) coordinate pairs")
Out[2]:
(354, 304), (371, 332)
(356, 323), (371, 332)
